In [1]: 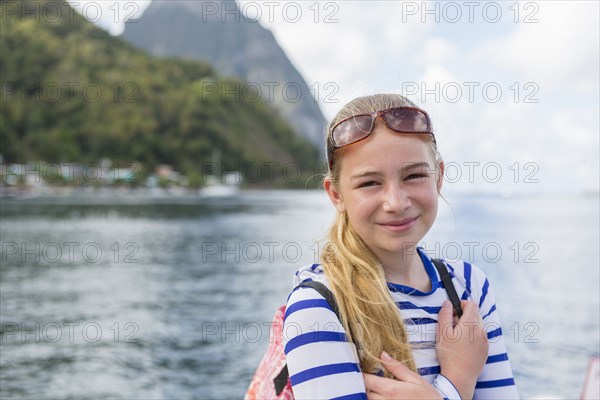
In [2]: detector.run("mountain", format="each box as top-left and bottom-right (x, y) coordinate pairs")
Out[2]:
(121, 0), (326, 156)
(0, 0), (320, 187)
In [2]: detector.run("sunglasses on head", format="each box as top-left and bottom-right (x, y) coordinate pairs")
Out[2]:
(326, 107), (435, 170)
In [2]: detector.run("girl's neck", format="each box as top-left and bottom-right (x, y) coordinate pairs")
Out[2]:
(381, 249), (431, 292)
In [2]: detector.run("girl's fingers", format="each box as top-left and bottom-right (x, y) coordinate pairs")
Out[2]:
(379, 351), (422, 384)
(363, 352), (422, 396)
(459, 300), (481, 320)
(366, 391), (386, 400)
(363, 372), (388, 393)
(436, 300), (454, 340)
(363, 373), (409, 399)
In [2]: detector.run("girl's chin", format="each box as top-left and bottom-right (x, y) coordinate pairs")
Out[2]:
(370, 237), (424, 255)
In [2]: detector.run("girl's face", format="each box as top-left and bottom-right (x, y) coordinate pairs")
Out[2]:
(325, 120), (443, 262)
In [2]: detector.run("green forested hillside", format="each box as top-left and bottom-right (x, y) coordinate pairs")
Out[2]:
(0, 0), (320, 186)
(122, 0), (326, 153)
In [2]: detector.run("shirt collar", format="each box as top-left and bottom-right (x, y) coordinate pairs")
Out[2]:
(386, 246), (440, 296)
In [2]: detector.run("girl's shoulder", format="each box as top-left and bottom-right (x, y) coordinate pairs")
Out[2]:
(440, 258), (492, 304)
(442, 258), (488, 281)
(286, 263), (332, 306)
(417, 246), (490, 297)
(292, 263), (329, 287)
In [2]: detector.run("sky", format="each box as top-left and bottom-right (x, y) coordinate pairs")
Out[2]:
(68, 0), (599, 195)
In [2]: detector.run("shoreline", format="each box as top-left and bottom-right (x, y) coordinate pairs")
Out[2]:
(1, 185), (598, 205)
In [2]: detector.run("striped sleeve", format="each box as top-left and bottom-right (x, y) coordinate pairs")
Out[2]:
(468, 263), (520, 400)
(283, 284), (367, 400)
(432, 374), (462, 399)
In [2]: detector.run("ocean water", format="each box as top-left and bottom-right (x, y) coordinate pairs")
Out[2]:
(1, 190), (598, 399)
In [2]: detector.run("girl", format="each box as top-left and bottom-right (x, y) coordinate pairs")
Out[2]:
(282, 94), (519, 399)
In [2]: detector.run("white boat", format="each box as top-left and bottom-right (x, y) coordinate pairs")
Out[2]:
(199, 172), (241, 197)
(198, 149), (243, 198)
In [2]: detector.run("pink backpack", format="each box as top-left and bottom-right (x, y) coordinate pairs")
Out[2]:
(244, 280), (338, 400)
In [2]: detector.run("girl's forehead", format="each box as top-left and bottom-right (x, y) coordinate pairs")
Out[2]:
(336, 126), (434, 171)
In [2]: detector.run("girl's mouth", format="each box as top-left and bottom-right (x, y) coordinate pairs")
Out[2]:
(377, 216), (419, 232)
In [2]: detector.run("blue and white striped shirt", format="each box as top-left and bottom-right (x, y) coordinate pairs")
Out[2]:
(282, 247), (519, 399)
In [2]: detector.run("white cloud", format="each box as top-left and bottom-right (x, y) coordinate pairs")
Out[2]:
(252, 1), (435, 118)
(549, 107), (600, 191)
(432, 99), (600, 194)
(472, 1), (600, 94)
(412, 37), (459, 66)
(68, 0), (152, 35)
(553, 108), (599, 146)
(418, 64), (458, 89)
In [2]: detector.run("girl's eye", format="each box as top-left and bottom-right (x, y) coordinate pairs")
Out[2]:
(405, 173), (428, 181)
(358, 181), (378, 188)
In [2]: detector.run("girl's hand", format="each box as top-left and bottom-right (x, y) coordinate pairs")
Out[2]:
(363, 351), (442, 400)
(436, 300), (489, 399)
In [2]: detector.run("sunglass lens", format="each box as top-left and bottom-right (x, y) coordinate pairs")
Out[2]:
(333, 115), (374, 147)
(385, 109), (429, 132)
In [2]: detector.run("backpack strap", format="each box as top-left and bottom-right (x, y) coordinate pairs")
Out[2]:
(297, 280), (340, 318)
(432, 259), (463, 318)
(273, 364), (290, 396)
(274, 280), (340, 396)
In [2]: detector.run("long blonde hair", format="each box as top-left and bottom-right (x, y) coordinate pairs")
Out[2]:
(321, 93), (442, 376)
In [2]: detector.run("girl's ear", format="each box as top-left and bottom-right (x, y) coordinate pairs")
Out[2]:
(436, 160), (445, 194)
(324, 177), (346, 213)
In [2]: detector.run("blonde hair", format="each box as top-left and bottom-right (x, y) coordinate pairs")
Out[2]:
(321, 93), (442, 376)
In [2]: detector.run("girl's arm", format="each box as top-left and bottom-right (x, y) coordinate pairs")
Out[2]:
(449, 261), (519, 399)
(436, 300), (489, 399)
(283, 284), (367, 399)
(472, 270), (520, 399)
(365, 299), (487, 400)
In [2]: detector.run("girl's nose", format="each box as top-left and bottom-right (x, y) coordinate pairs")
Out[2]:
(382, 185), (411, 212)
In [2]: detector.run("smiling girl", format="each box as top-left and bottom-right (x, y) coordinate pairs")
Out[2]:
(282, 94), (519, 399)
